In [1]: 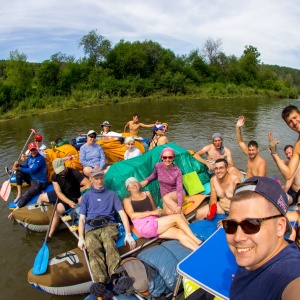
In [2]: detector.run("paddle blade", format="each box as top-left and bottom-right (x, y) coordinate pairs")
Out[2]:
(32, 242), (49, 275)
(0, 180), (11, 201)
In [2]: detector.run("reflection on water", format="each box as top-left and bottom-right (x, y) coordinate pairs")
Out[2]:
(0, 96), (299, 299)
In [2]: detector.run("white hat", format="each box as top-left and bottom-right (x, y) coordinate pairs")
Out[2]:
(87, 130), (97, 136)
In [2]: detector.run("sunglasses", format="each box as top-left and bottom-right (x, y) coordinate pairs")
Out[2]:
(88, 135), (96, 139)
(162, 156), (174, 160)
(35, 139), (41, 142)
(222, 214), (282, 234)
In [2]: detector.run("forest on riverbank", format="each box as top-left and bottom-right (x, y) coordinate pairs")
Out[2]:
(0, 30), (299, 119)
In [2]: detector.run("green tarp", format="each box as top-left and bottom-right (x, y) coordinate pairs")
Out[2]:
(105, 143), (210, 207)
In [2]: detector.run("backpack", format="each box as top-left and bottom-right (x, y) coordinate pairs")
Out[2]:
(116, 257), (151, 299)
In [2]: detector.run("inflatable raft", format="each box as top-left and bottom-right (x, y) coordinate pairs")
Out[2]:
(11, 202), (67, 232)
(28, 216), (225, 296)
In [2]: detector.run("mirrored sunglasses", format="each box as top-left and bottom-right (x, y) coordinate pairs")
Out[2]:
(222, 214), (282, 234)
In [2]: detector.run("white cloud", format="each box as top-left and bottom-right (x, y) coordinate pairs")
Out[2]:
(0, 0), (299, 68)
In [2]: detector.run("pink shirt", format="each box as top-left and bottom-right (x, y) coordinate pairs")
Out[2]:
(146, 162), (183, 206)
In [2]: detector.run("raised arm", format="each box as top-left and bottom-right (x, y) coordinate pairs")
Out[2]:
(193, 145), (214, 170)
(269, 132), (300, 180)
(236, 116), (248, 155)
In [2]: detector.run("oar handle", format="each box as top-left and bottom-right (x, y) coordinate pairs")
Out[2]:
(18, 128), (36, 162)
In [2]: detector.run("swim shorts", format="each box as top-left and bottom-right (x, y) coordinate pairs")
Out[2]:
(287, 187), (300, 205)
(132, 215), (159, 239)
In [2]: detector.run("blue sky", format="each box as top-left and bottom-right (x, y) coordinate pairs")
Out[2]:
(1, 0), (300, 69)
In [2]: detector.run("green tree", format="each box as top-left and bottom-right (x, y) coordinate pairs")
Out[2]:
(5, 49), (33, 98)
(78, 29), (111, 67)
(36, 60), (60, 95)
(239, 45), (261, 86)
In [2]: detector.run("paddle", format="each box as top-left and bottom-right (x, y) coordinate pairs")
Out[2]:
(0, 173), (12, 201)
(1, 128), (36, 202)
(61, 214), (95, 282)
(32, 197), (58, 275)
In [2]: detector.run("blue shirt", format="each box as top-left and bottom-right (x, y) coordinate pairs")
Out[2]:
(230, 242), (300, 300)
(79, 143), (106, 168)
(20, 153), (47, 184)
(80, 186), (123, 231)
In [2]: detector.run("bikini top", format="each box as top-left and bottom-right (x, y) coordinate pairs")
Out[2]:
(131, 192), (152, 212)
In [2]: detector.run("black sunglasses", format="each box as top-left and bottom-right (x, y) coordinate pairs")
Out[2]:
(88, 135), (96, 139)
(222, 214), (282, 234)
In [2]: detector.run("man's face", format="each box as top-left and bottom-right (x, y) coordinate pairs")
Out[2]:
(30, 148), (38, 157)
(284, 147), (293, 160)
(91, 174), (104, 189)
(285, 110), (300, 133)
(58, 167), (67, 177)
(133, 116), (139, 122)
(248, 145), (258, 159)
(226, 196), (283, 271)
(213, 138), (222, 149)
(214, 161), (227, 179)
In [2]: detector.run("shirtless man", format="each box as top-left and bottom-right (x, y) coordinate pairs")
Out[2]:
(236, 116), (267, 180)
(193, 133), (235, 171)
(268, 105), (300, 224)
(282, 145), (300, 205)
(195, 159), (240, 220)
(123, 113), (155, 137)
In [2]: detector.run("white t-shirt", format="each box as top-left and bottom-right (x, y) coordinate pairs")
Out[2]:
(124, 147), (142, 160)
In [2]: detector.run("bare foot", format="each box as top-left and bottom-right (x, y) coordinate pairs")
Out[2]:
(14, 194), (21, 203)
(8, 211), (14, 219)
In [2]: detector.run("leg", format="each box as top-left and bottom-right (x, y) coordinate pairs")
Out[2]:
(159, 227), (199, 250)
(37, 192), (50, 204)
(14, 170), (30, 202)
(195, 204), (210, 220)
(157, 214), (201, 245)
(86, 228), (109, 284)
(101, 224), (120, 278)
(83, 166), (92, 178)
(48, 203), (65, 239)
(38, 190), (56, 204)
(163, 191), (183, 215)
(17, 181), (44, 208)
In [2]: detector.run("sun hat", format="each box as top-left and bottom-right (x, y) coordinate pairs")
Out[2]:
(101, 121), (111, 127)
(153, 124), (164, 132)
(91, 168), (105, 177)
(125, 177), (139, 188)
(124, 137), (135, 144)
(87, 130), (97, 136)
(28, 142), (37, 151)
(52, 158), (65, 174)
(234, 176), (293, 236)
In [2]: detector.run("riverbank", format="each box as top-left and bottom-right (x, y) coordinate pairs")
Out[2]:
(1, 83), (298, 121)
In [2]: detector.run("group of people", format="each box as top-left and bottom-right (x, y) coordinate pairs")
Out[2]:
(7, 106), (300, 299)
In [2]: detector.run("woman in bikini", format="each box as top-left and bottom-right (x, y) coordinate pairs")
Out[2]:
(140, 147), (184, 216)
(123, 177), (201, 250)
(148, 124), (169, 150)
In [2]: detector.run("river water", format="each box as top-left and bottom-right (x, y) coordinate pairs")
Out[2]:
(0, 96), (299, 299)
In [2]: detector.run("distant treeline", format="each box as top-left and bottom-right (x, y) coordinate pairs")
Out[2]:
(0, 30), (299, 117)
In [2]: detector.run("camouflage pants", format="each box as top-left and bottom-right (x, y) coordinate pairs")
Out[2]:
(85, 223), (120, 283)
